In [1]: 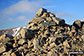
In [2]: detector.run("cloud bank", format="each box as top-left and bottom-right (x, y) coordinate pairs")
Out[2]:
(0, 0), (51, 22)
(56, 12), (74, 17)
(2, 0), (43, 15)
(17, 16), (26, 20)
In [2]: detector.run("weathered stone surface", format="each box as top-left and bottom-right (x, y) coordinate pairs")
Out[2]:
(49, 13), (55, 17)
(2, 50), (12, 56)
(19, 28), (35, 39)
(42, 21), (49, 26)
(41, 12), (47, 17)
(49, 22), (56, 26)
(46, 17), (52, 22)
(0, 34), (11, 45)
(0, 34), (6, 40)
(31, 17), (44, 23)
(82, 24), (84, 30)
(35, 8), (47, 17)
(0, 8), (84, 56)
(52, 17), (65, 25)
(81, 35), (84, 40)
(25, 53), (30, 56)
(0, 45), (6, 54)
(73, 20), (81, 29)
(63, 40), (70, 48)
(33, 38), (41, 50)
(19, 28), (26, 38)
(11, 53), (16, 56)
(18, 39), (26, 45)
(25, 29), (35, 39)
(47, 51), (57, 56)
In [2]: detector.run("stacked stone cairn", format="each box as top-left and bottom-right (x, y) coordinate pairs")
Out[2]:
(0, 8), (84, 56)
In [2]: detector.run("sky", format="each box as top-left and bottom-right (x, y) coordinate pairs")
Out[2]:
(0, 0), (84, 29)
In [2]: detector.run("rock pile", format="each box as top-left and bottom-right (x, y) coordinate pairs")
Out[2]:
(0, 8), (84, 56)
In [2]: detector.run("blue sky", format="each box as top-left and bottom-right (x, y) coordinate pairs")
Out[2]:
(0, 0), (84, 29)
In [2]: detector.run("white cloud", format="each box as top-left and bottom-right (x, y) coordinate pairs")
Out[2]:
(0, 0), (52, 22)
(17, 16), (26, 20)
(8, 18), (14, 21)
(56, 12), (74, 17)
(2, 0), (44, 15)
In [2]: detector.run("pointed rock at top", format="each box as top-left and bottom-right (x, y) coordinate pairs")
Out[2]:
(35, 8), (47, 17)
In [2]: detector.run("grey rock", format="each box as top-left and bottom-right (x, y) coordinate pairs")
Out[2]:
(49, 22), (56, 26)
(39, 37), (46, 46)
(42, 21), (49, 26)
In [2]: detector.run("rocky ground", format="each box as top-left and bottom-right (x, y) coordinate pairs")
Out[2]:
(0, 8), (84, 56)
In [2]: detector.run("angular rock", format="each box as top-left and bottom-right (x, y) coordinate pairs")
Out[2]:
(0, 34), (6, 40)
(81, 35), (84, 41)
(49, 13), (55, 17)
(2, 50), (12, 56)
(73, 20), (81, 29)
(18, 39), (26, 45)
(82, 24), (84, 30)
(19, 28), (35, 39)
(25, 29), (35, 39)
(46, 17), (52, 22)
(35, 8), (47, 17)
(52, 17), (65, 25)
(39, 37), (46, 46)
(0, 8), (84, 56)
(47, 51), (57, 56)
(0, 45), (6, 54)
(33, 38), (41, 50)
(0, 34), (11, 45)
(63, 40), (70, 48)
(19, 28), (26, 38)
(31, 17), (44, 23)
(41, 12), (47, 17)
(49, 22), (56, 26)
(42, 21), (49, 26)
(11, 53), (16, 56)
(50, 42), (56, 48)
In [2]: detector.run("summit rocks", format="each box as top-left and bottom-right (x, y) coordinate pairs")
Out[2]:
(0, 8), (84, 56)
(35, 8), (47, 17)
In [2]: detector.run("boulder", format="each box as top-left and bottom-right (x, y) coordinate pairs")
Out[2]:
(35, 8), (47, 17)
(0, 45), (6, 54)
(49, 13), (55, 17)
(33, 38), (41, 50)
(19, 28), (35, 39)
(0, 34), (11, 45)
(73, 20), (81, 29)
(18, 39), (26, 45)
(52, 17), (65, 25)
(0, 8), (84, 56)
(19, 28), (26, 38)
